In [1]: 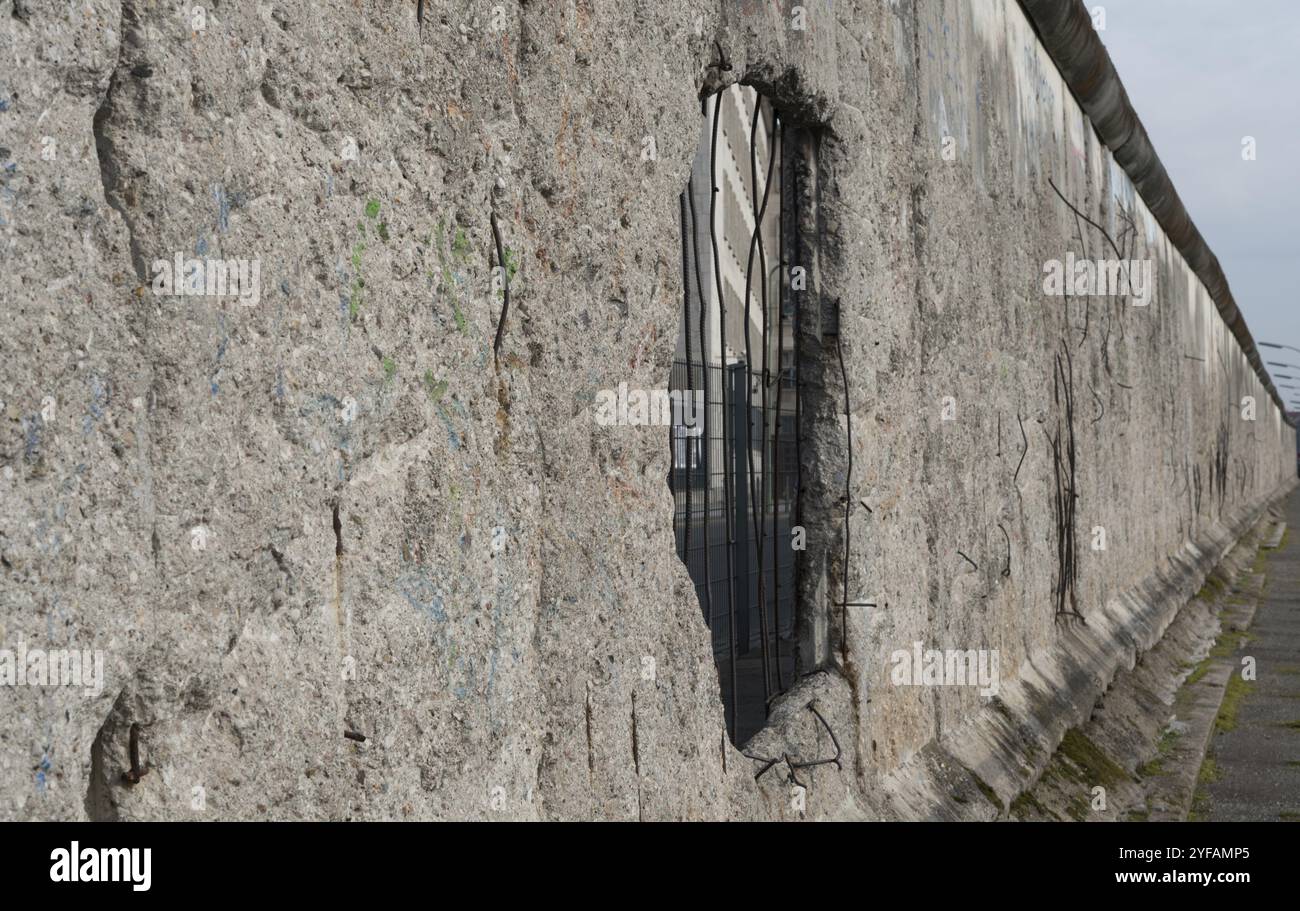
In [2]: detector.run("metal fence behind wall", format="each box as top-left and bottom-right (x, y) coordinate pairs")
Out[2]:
(669, 86), (800, 747)
(669, 359), (797, 744)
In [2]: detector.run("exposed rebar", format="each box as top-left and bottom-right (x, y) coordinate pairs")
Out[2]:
(708, 91), (739, 745)
(489, 210), (510, 365)
(686, 176), (715, 642)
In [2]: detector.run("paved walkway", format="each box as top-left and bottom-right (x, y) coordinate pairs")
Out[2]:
(1202, 489), (1300, 821)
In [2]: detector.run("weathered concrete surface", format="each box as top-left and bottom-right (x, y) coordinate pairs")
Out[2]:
(1, 1), (1294, 821)
(3, 0), (750, 822)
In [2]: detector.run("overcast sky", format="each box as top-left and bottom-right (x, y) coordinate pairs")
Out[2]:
(1098, 0), (1300, 403)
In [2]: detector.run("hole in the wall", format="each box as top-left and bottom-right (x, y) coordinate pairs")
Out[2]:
(668, 84), (821, 747)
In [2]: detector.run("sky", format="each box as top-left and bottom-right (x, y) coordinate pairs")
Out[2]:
(1097, 0), (1300, 406)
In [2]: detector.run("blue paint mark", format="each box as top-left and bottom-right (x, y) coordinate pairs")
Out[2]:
(83, 374), (108, 436)
(307, 393), (342, 414)
(0, 98), (9, 112)
(453, 655), (476, 699)
(212, 183), (229, 232)
(196, 235), (208, 255)
(396, 571), (447, 623)
(21, 414), (41, 462)
(435, 404), (460, 450)
(35, 754), (51, 793)
(89, 378), (107, 418)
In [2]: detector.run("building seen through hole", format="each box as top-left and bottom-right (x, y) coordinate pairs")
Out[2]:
(669, 85), (803, 746)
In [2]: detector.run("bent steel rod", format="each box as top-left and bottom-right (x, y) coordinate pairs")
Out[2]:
(743, 98), (779, 705)
(677, 193), (691, 563)
(771, 116), (787, 692)
(687, 177), (714, 637)
(708, 91), (739, 743)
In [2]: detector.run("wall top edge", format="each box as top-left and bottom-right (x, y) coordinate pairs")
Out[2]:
(1016, 0), (1295, 427)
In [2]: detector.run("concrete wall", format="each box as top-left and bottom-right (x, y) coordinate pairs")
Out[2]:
(1, 0), (1293, 820)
